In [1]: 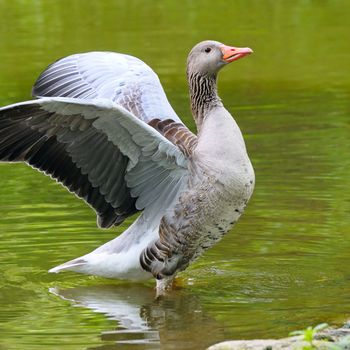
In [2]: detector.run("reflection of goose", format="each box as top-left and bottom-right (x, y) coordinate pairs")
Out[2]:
(0, 41), (254, 291)
(50, 284), (224, 349)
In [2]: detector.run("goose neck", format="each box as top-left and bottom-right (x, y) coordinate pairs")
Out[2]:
(187, 72), (222, 132)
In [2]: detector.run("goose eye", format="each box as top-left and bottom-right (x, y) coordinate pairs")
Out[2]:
(204, 47), (211, 53)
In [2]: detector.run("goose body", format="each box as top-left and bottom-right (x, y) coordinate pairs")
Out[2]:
(0, 41), (254, 291)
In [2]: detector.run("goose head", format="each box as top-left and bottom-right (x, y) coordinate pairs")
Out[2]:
(187, 40), (253, 77)
(186, 41), (253, 131)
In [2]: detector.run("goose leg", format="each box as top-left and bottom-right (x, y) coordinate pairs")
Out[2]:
(155, 276), (175, 296)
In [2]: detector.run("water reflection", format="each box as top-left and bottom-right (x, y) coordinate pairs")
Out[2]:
(50, 284), (224, 350)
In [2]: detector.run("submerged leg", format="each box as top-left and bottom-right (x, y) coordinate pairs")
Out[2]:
(155, 276), (175, 296)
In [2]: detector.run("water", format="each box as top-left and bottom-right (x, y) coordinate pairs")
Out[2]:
(1, 1), (350, 349)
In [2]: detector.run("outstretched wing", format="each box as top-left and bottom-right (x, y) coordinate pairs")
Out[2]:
(32, 52), (181, 124)
(0, 97), (188, 228)
(32, 51), (198, 155)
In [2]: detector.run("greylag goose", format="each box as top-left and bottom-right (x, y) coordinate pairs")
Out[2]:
(0, 41), (254, 292)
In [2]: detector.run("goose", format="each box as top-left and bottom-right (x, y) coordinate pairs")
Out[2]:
(0, 40), (255, 292)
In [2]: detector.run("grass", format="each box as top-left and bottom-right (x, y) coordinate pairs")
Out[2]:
(289, 323), (350, 350)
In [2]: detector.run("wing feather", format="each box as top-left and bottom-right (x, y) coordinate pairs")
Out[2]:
(0, 98), (189, 228)
(33, 52), (181, 124)
(32, 51), (199, 158)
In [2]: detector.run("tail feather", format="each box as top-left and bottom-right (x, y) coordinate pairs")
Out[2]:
(49, 258), (87, 273)
(47, 218), (157, 280)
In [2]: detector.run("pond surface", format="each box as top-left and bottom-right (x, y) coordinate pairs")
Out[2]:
(1, 1), (350, 349)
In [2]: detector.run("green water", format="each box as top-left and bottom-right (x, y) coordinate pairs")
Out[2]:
(1, 1), (350, 349)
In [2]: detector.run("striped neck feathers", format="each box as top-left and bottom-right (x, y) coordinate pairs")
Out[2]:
(187, 72), (222, 132)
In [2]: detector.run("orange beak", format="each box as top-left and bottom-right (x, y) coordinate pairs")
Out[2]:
(220, 45), (253, 63)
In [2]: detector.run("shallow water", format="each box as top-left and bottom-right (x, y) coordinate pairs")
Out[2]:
(1, 1), (350, 349)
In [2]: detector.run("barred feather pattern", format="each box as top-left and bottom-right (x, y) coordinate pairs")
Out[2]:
(140, 161), (254, 279)
(148, 118), (198, 157)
